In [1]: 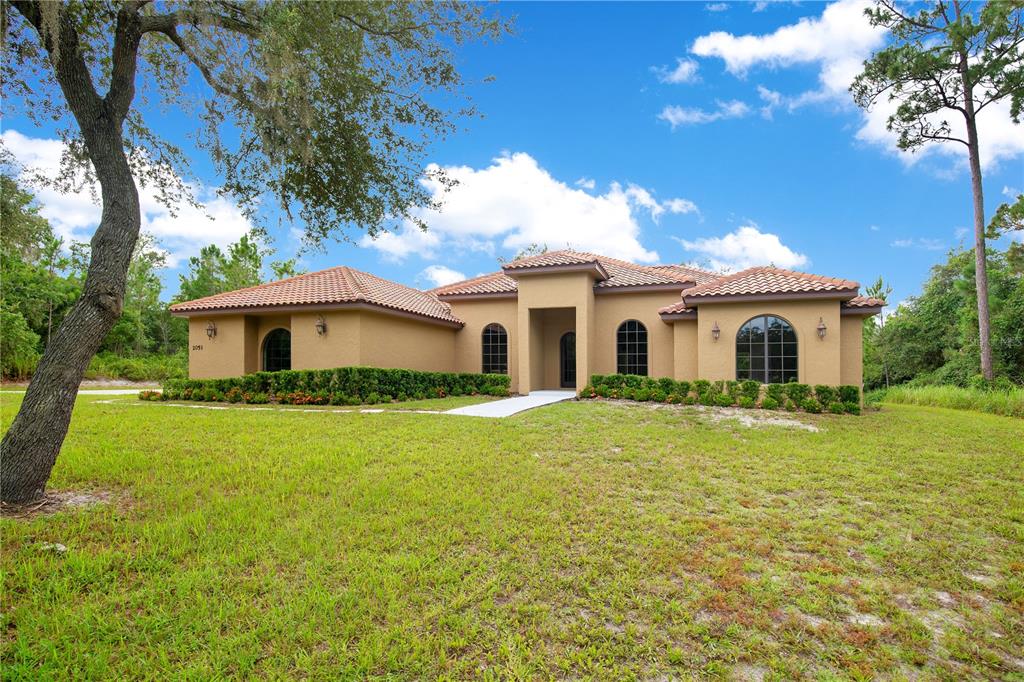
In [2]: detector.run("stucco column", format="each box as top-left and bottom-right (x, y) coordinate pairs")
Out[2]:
(517, 306), (532, 394)
(575, 293), (595, 394)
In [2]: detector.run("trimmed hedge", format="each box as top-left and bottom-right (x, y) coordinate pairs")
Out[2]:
(157, 366), (510, 406)
(583, 374), (862, 415)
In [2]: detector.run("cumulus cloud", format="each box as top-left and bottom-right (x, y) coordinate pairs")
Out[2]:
(360, 152), (700, 264)
(659, 100), (751, 128)
(652, 58), (700, 85)
(705, 3), (729, 12)
(675, 224), (808, 271)
(420, 264), (467, 288)
(2, 129), (253, 267)
(690, 0), (1024, 169)
(575, 177), (596, 190)
(891, 237), (945, 251)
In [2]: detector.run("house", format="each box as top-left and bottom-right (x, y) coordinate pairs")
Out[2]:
(169, 250), (884, 393)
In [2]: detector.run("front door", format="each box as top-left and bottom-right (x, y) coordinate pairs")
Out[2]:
(560, 332), (576, 388)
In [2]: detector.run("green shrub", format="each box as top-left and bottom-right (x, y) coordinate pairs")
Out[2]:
(766, 384), (786, 403)
(635, 388), (651, 402)
(649, 388), (666, 403)
(666, 393), (681, 404)
(674, 380), (691, 398)
(879, 384), (1024, 418)
(784, 399), (797, 412)
(699, 392), (716, 406)
(838, 385), (860, 404)
(715, 393), (734, 407)
(740, 380), (760, 402)
(761, 397), (780, 410)
(814, 385), (838, 405)
(785, 383), (811, 404)
(595, 385), (610, 398)
(737, 396), (755, 409)
(137, 390), (163, 401)
(658, 377), (675, 394)
(692, 379), (711, 396)
(801, 397), (821, 414)
(683, 396), (696, 405)
(828, 401), (845, 414)
(842, 401), (860, 415)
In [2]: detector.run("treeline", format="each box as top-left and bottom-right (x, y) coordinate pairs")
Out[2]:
(864, 242), (1023, 390)
(0, 176), (302, 380)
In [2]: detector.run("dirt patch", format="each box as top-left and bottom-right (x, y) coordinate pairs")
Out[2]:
(1, 489), (120, 520)
(597, 400), (820, 431)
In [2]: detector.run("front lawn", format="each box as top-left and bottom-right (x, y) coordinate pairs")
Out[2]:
(1, 396), (1022, 679)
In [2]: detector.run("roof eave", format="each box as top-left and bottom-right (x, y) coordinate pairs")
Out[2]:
(435, 291), (518, 301)
(841, 305), (884, 316)
(659, 311), (697, 322)
(683, 290), (858, 306)
(502, 261), (610, 281)
(170, 300), (464, 328)
(593, 282), (695, 295)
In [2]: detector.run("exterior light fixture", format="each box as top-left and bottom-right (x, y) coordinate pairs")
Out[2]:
(205, 321), (217, 340)
(817, 317), (827, 339)
(711, 321), (721, 341)
(315, 315), (327, 336)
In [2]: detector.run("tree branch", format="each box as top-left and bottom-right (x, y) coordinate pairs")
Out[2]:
(105, 3), (143, 122)
(138, 7), (260, 38)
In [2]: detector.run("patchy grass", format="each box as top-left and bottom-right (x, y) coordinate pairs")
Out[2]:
(871, 384), (1024, 418)
(1, 396), (1022, 679)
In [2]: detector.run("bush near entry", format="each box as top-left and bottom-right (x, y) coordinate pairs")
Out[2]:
(156, 366), (510, 406)
(583, 374), (862, 415)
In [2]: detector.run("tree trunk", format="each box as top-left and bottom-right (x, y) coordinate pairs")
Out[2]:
(2, 1), (144, 504)
(960, 79), (994, 381)
(1, 131), (140, 503)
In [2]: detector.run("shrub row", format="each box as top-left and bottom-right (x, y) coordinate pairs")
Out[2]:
(582, 374), (861, 415)
(158, 366), (510, 406)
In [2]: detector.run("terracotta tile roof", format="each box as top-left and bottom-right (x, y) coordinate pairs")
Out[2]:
(501, 250), (604, 271)
(429, 271), (517, 297)
(646, 264), (720, 285)
(843, 295), (886, 308)
(170, 266), (462, 324)
(680, 266), (859, 301)
(658, 300), (694, 315)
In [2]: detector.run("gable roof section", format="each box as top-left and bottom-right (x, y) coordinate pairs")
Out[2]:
(841, 295), (886, 314)
(678, 266), (859, 304)
(434, 250), (716, 299)
(170, 266), (463, 325)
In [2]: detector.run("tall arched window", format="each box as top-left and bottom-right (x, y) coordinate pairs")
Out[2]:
(736, 315), (797, 383)
(262, 328), (291, 372)
(616, 320), (648, 376)
(481, 323), (508, 374)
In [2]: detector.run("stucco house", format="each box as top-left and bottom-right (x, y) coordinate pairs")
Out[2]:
(169, 250), (884, 393)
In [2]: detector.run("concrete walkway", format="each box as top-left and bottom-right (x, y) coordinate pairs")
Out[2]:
(444, 390), (576, 418)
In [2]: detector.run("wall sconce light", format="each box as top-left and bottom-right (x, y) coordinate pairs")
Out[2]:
(205, 321), (217, 340)
(315, 315), (327, 336)
(711, 321), (721, 341)
(817, 317), (827, 339)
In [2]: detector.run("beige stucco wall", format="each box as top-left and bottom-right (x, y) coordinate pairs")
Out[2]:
(446, 298), (519, 393)
(695, 299), (844, 385)
(358, 311), (456, 372)
(291, 310), (360, 371)
(671, 319), (699, 381)
(188, 315), (251, 379)
(593, 291), (680, 379)
(515, 272), (596, 393)
(840, 316), (864, 387)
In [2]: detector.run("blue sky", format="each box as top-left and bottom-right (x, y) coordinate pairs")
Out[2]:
(4, 0), (1022, 310)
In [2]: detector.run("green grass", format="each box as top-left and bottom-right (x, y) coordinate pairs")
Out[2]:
(2, 396), (1022, 679)
(872, 384), (1024, 418)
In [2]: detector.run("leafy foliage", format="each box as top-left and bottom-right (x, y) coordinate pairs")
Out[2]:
(863, 244), (1024, 388)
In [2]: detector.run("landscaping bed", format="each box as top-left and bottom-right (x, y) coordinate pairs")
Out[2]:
(582, 374), (863, 414)
(156, 365), (510, 406)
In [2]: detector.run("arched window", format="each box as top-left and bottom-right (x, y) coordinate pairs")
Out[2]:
(262, 328), (291, 372)
(481, 323), (508, 374)
(736, 315), (797, 384)
(616, 320), (648, 376)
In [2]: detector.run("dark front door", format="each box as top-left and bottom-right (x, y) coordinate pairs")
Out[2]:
(560, 331), (576, 388)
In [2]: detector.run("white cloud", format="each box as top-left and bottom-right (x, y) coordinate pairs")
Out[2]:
(753, 1), (769, 11)
(757, 85), (783, 119)
(419, 264), (466, 288)
(1004, 185), (1021, 198)
(891, 237), (945, 251)
(690, 0), (1024, 170)
(869, 224), (880, 231)
(653, 58), (700, 85)
(360, 152), (700, 264)
(575, 177), (596, 190)
(705, 3), (729, 12)
(664, 198), (700, 215)
(675, 224), (808, 271)
(659, 99), (751, 128)
(2, 129), (253, 267)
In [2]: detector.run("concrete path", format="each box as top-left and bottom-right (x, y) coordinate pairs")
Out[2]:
(444, 390), (576, 418)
